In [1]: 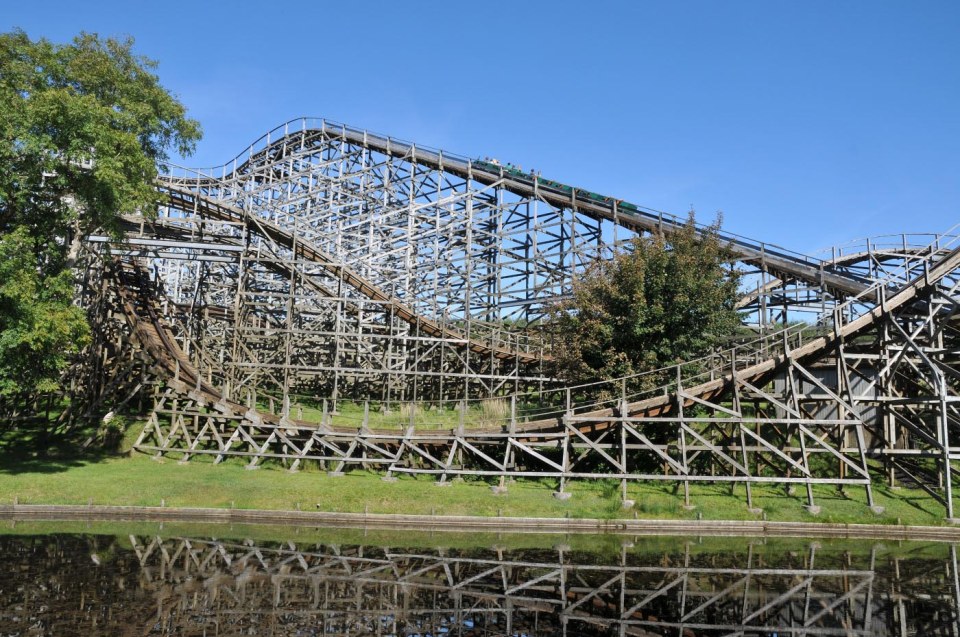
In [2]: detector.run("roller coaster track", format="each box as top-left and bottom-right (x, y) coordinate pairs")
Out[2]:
(115, 233), (960, 434)
(146, 120), (945, 406)
(83, 118), (960, 515)
(151, 162), (941, 378)
(163, 120), (876, 298)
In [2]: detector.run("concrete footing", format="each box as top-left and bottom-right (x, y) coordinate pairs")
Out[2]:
(805, 505), (822, 515)
(553, 491), (571, 501)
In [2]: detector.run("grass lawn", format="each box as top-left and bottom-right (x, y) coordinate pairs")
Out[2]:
(0, 414), (951, 526)
(0, 441), (951, 525)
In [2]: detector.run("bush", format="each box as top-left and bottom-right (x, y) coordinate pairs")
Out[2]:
(549, 213), (742, 396)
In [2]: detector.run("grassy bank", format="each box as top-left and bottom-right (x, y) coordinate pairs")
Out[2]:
(0, 444), (951, 526)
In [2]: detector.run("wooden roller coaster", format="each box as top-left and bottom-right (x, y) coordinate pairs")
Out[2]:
(70, 118), (960, 516)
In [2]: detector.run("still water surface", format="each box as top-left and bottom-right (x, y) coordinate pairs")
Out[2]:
(0, 525), (958, 635)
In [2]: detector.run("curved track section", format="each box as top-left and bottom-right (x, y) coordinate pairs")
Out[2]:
(121, 228), (960, 514)
(166, 118), (874, 297)
(82, 117), (960, 516)
(159, 186), (544, 365)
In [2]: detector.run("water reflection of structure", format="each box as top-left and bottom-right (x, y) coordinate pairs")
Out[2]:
(2, 534), (958, 636)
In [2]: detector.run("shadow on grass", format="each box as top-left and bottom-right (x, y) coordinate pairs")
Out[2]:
(0, 422), (124, 475)
(881, 486), (945, 519)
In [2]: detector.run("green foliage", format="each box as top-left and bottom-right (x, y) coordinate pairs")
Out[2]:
(94, 413), (130, 451)
(0, 29), (201, 235)
(549, 213), (742, 393)
(0, 228), (89, 396)
(0, 29), (201, 398)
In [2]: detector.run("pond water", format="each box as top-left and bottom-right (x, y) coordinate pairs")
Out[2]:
(0, 524), (957, 636)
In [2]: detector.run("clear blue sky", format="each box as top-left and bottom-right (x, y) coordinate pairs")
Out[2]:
(5, 1), (958, 254)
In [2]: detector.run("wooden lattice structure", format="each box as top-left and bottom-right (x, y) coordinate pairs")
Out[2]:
(68, 118), (960, 517)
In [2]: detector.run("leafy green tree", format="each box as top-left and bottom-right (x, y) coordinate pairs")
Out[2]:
(0, 29), (201, 398)
(0, 227), (89, 396)
(549, 214), (743, 396)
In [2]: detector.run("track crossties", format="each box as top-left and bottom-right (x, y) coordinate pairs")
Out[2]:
(78, 117), (960, 518)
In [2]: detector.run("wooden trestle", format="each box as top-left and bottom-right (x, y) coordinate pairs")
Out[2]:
(64, 118), (960, 517)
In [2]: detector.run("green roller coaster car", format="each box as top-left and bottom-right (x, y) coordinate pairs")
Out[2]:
(473, 158), (640, 213)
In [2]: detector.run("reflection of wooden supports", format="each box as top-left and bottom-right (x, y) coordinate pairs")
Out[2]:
(103, 534), (940, 636)
(16, 527), (960, 637)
